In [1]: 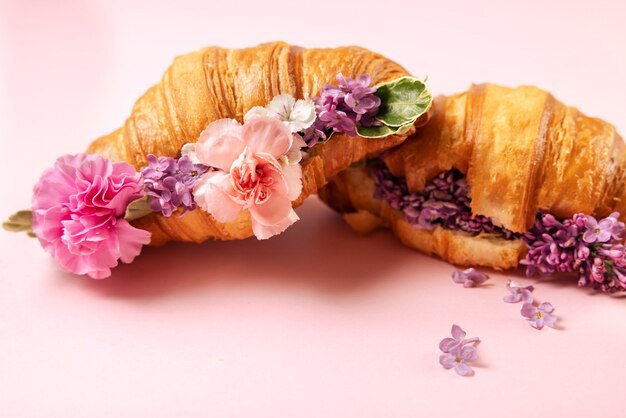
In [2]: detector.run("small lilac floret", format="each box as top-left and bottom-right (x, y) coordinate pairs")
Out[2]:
(452, 268), (490, 288)
(503, 280), (535, 303)
(520, 302), (557, 330)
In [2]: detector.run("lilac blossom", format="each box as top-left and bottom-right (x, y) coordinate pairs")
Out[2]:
(522, 212), (626, 293)
(141, 154), (209, 217)
(307, 73), (382, 144)
(374, 163), (516, 239)
(439, 346), (478, 377)
(521, 302), (557, 330)
(439, 324), (480, 353)
(583, 216), (614, 243)
(452, 268), (490, 288)
(503, 280), (534, 303)
(438, 325), (480, 377)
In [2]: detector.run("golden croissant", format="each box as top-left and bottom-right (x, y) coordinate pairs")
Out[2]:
(84, 41), (425, 245)
(320, 83), (626, 288)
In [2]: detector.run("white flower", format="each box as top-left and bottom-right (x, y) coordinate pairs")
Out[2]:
(181, 142), (201, 164)
(244, 94), (316, 133)
(280, 134), (307, 166)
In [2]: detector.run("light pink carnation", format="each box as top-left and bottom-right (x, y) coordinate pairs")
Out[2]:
(192, 116), (303, 239)
(32, 154), (151, 279)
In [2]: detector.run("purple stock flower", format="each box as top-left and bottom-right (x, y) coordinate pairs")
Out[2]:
(503, 280), (534, 303)
(141, 154), (208, 217)
(438, 325), (480, 377)
(452, 268), (490, 288)
(521, 302), (557, 330)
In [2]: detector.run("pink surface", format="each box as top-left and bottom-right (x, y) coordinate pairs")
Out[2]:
(1, 0), (626, 416)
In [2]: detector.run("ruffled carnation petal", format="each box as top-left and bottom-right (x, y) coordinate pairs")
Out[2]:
(195, 119), (245, 171)
(241, 116), (292, 158)
(251, 208), (299, 240)
(114, 219), (152, 263)
(248, 191), (293, 227)
(193, 171), (243, 223)
(280, 162), (303, 202)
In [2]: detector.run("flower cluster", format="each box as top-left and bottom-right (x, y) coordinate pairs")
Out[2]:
(31, 154), (151, 279)
(374, 163), (517, 239)
(303, 73), (381, 145)
(438, 325), (480, 377)
(521, 212), (626, 293)
(141, 154), (209, 217)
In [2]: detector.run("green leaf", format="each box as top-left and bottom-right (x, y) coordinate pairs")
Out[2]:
(125, 196), (153, 222)
(3, 210), (36, 237)
(356, 122), (414, 139)
(357, 76), (432, 139)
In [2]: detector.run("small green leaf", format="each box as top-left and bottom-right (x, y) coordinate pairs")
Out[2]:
(357, 76), (432, 139)
(356, 122), (414, 139)
(125, 196), (153, 221)
(3, 210), (36, 237)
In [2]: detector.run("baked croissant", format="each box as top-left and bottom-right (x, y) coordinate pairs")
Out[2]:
(319, 83), (626, 271)
(86, 41), (417, 245)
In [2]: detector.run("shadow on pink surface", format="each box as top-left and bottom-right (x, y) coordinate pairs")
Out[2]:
(44, 197), (619, 303)
(49, 199), (420, 298)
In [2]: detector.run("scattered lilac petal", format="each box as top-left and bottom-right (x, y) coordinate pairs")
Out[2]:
(452, 268), (490, 288)
(503, 280), (535, 303)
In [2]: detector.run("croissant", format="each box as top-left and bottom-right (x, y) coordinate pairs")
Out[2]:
(85, 42), (419, 246)
(320, 83), (626, 274)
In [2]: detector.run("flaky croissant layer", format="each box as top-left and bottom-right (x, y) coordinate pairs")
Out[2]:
(320, 83), (626, 270)
(86, 42), (415, 245)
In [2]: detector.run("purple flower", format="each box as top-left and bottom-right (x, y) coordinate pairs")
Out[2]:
(141, 154), (175, 180)
(503, 280), (534, 303)
(439, 346), (478, 377)
(583, 215), (613, 243)
(521, 302), (557, 330)
(318, 107), (357, 136)
(438, 325), (480, 377)
(452, 268), (490, 288)
(439, 324), (480, 353)
(141, 154), (209, 217)
(301, 119), (327, 147)
(373, 163), (516, 240)
(310, 73), (381, 139)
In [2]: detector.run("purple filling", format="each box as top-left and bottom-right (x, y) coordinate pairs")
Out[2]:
(373, 162), (517, 240)
(373, 162), (626, 293)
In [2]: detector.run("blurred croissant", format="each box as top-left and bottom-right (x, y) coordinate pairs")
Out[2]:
(86, 42), (418, 245)
(319, 83), (626, 270)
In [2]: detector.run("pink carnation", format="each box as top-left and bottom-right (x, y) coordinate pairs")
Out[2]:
(32, 154), (151, 279)
(192, 116), (303, 239)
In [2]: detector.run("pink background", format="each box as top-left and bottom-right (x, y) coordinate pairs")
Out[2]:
(2, 0), (626, 416)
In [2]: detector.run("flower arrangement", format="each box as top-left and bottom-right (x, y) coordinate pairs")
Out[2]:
(3, 74), (432, 279)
